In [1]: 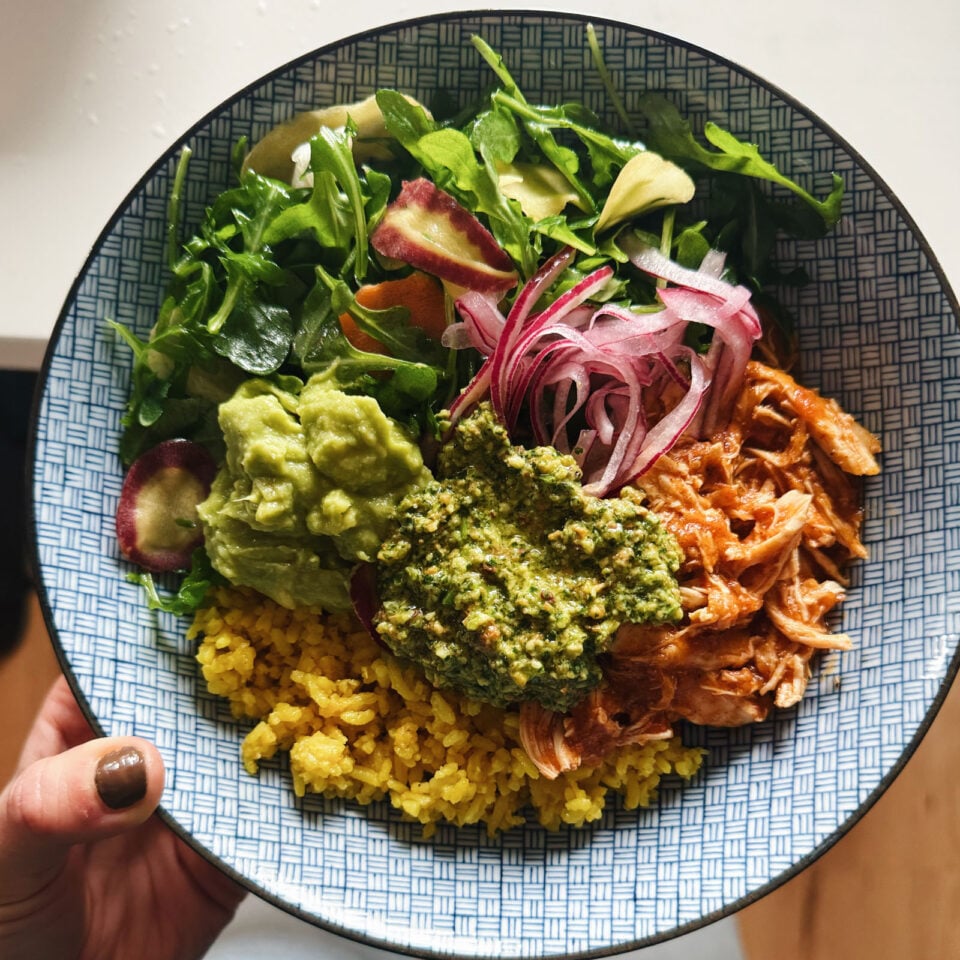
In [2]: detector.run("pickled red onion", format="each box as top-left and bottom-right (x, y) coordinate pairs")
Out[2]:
(446, 243), (762, 495)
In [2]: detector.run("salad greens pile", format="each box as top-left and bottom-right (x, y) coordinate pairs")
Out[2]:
(114, 27), (843, 614)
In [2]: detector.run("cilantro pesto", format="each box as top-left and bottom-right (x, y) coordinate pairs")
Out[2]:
(374, 404), (682, 712)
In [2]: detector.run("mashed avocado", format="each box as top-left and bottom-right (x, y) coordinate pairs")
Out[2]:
(375, 403), (682, 712)
(198, 375), (430, 610)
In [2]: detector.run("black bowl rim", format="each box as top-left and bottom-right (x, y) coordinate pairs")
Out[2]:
(25, 8), (960, 959)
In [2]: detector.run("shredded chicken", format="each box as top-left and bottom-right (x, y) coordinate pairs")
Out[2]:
(522, 360), (880, 778)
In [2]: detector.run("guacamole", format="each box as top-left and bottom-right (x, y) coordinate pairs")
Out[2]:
(375, 403), (682, 712)
(198, 375), (430, 610)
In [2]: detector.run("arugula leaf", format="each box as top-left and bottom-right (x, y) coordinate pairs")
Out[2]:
(637, 93), (843, 229)
(480, 78), (642, 196)
(312, 124), (372, 281)
(128, 547), (224, 617)
(468, 107), (520, 166)
(291, 271), (444, 426)
(531, 215), (597, 255)
(118, 395), (222, 466)
(673, 221), (712, 269)
(263, 123), (384, 283)
(109, 314), (221, 463)
(318, 268), (446, 367)
(471, 36), (597, 213)
(363, 165), (392, 225)
(264, 170), (352, 251)
(205, 174), (298, 335)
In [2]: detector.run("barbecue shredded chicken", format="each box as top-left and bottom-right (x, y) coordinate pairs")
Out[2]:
(520, 360), (881, 778)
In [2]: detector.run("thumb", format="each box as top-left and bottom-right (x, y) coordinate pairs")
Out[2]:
(0, 736), (165, 904)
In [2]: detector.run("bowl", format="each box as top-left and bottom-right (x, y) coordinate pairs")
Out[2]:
(28, 10), (960, 958)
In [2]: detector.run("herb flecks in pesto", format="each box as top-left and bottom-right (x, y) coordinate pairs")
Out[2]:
(375, 403), (682, 712)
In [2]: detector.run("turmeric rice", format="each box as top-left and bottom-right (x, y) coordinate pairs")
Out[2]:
(190, 586), (703, 835)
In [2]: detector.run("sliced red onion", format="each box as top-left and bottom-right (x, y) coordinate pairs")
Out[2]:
(621, 234), (744, 300)
(447, 355), (493, 425)
(488, 247), (579, 419)
(505, 324), (599, 429)
(655, 285), (759, 432)
(497, 266), (614, 418)
(439, 323), (476, 351)
(448, 246), (574, 428)
(699, 248), (728, 279)
(350, 562), (387, 650)
(506, 246), (576, 329)
(444, 239), (761, 494)
(627, 346), (709, 478)
(581, 367), (644, 496)
(445, 290), (504, 354)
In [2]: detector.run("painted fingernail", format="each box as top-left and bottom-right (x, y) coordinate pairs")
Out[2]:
(95, 746), (147, 810)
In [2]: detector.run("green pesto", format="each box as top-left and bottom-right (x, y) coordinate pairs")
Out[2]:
(198, 374), (430, 611)
(375, 403), (682, 712)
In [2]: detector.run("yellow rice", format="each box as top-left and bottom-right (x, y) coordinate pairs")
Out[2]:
(190, 586), (703, 836)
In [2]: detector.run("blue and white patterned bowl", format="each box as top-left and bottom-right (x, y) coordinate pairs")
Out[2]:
(28, 11), (960, 958)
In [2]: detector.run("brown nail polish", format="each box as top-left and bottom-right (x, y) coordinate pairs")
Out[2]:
(95, 746), (147, 810)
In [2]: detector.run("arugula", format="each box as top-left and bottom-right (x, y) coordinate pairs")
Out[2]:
(475, 32), (843, 309)
(203, 177), (297, 336)
(128, 547), (225, 617)
(108, 314), (225, 465)
(375, 89), (537, 277)
(636, 93), (843, 231)
(375, 63), (647, 280)
(115, 30), (847, 469)
(264, 121), (391, 283)
(290, 271), (446, 430)
(113, 122), (451, 462)
(472, 36), (644, 192)
(472, 38), (599, 211)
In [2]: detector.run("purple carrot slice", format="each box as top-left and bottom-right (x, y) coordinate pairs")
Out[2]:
(116, 439), (217, 573)
(370, 178), (518, 294)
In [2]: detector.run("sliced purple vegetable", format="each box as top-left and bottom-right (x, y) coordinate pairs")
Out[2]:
(370, 178), (518, 294)
(116, 439), (217, 573)
(350, 561), (386, 649)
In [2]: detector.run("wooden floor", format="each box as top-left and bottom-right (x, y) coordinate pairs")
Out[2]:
(737, 667), (960, 959)
(0, 593), (60, 787)
(3, 596), (959, 958)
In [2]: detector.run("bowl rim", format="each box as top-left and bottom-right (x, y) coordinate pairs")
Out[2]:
(25, 8), (960, 958)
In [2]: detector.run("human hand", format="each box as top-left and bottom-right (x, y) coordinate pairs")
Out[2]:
(0, 676), (246, 960)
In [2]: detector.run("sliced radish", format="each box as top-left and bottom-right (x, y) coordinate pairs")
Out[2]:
(116, 439), (217, 573)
